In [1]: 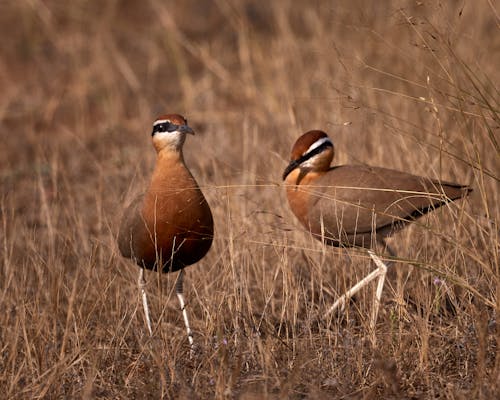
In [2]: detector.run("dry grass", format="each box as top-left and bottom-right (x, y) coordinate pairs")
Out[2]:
(0, 0), (499, 398)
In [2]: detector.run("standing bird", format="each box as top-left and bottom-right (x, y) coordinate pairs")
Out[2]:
(118, 114), (213, 349)
(282, 130), (471, 337)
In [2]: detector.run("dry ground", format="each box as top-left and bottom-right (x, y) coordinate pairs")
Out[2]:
(0, 1), (499, 398)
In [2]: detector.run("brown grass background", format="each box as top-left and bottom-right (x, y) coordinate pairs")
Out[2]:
(0, 0), (499, 398)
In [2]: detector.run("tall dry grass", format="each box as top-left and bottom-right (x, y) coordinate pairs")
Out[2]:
(0, 0), (498, 398)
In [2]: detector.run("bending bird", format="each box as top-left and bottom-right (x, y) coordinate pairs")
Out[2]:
(283, 130), (471, 338)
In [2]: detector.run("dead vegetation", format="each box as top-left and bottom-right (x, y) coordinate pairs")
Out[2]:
(0, 0), (498, 398)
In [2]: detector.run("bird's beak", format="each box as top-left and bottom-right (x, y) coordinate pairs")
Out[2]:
(178, 125), (195, 135)
(282, 159), (300, 180)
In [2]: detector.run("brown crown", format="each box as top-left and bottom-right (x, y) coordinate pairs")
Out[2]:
(290, 130), (329, 161)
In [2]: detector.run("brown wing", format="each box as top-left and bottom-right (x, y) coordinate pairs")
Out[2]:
(306, 165), (470, 246)
(117, 194), (151, 261)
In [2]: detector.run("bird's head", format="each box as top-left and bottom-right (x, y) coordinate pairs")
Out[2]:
(282, 130), (334, 180)
(151, 114), (194, 153)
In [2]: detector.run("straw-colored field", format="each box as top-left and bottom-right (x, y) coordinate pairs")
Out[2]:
(1, 1), (498, 398)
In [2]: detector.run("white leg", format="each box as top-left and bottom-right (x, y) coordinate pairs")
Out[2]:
(325, 263), (384, 317)
(368, 250), (388, 340)
(324, 250), (390, 320)
(138, 268), (153, 336)
(176, 269), (194, 353)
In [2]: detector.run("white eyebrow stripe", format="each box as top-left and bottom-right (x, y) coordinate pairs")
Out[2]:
(304, 137), (333, 155)
(153, 119), (170, 126)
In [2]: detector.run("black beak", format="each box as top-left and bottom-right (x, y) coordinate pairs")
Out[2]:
(282, 159), (300, 180)
(178, 124), (195, 135)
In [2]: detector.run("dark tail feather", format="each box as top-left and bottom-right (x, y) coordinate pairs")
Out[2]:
(442, 183), (473, 201)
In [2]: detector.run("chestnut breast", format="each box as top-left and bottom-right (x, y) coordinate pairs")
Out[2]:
(119, 153), (213, 272)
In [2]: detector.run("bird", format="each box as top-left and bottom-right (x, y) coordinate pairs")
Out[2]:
(118, 114), (214, 349)
(282, 130), (471, 339)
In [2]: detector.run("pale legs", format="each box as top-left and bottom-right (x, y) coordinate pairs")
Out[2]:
(176, 269), (194, 352)
(138, 268), (153, 336)
(138, 268), (193, 350)
(325, 243), (395, 343)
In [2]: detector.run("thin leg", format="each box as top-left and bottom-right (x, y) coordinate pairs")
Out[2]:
(176, 269), (194, 352)
(368, 250), (388, 341)
(139, 268), (153, 336)
(325, 264), (384, 317)
(324, 248), (392, 345)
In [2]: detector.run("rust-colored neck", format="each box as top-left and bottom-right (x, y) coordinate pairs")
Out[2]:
(284, 168), (328, 227)
(142, 150), (195, 221)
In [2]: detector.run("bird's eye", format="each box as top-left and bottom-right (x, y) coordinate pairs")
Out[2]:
(152, 120), (179, 136)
